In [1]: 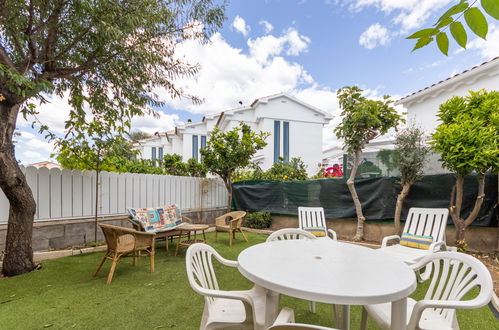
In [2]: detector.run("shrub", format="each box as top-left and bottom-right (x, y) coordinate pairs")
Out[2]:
(244, 212), (272, 229)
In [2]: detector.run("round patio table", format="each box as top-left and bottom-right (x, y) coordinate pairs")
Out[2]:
(237, 239), (416, 330)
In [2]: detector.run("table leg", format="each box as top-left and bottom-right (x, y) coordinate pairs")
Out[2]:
(339, 305), (350, 330)
(262, 287), (280, 329)
(174, 230), (183, 256)
(202, 229), (206, 242)
(391, 298), (407, 330)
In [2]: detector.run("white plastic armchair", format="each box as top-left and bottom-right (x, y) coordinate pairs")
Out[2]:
(379, 208), (449, 264)
(267, 228), (317, 242)
(361, 252), (493, 330)
(298, 207), (337, 241)
(267, 307), (338, 330)
(185, 244), (266, 330)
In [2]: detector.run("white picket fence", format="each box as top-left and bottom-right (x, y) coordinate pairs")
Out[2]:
(0, 166), (228, 223)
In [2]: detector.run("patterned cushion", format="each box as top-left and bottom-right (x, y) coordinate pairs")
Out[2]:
(302, 227), (327, 237)
(128, 204), (184, 233)
(400, 233), (433, 250)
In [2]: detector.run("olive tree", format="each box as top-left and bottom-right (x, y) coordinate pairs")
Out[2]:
(201, 123), (268, 209)
(392, 126), (429, 233)
(0, 0), (226, 276)
(335, 86), (403, 241)
(431, 89), (498, 246)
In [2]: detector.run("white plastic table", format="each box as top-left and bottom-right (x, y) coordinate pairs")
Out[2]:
(237, 239), (417, 330)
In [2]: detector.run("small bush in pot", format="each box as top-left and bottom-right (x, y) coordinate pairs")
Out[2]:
(244, 212), (272, 229)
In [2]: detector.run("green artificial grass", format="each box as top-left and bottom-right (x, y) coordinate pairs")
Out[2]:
(0, 232), (496, 329)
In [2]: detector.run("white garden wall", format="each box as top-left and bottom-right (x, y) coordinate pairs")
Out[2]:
(0, 166), (228, 224)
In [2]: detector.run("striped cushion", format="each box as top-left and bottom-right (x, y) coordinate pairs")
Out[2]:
(400, 233), (433, 250)
(303, 227), (327, 237)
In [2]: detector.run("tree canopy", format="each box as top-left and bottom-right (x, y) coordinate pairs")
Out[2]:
(201, 123), (268, 208)
(0, 0), (227, 276)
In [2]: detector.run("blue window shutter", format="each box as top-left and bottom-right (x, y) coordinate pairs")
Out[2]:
(158, 147), (163, 160)
(151, 147), (156, 160)
(200, 136), (206, 161)
(283, 121), (289, 162)
(192, 135), (198, 160)
(274, 121), (280, 163)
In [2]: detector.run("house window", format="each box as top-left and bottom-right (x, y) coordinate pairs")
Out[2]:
(158, 147), (163, 161)
(192, 135), (198, 160)
(200, 136), (206, 161)
(283, 121), (289, 162)
(151, 147), (157, 160)
(274, 121), (280, 163)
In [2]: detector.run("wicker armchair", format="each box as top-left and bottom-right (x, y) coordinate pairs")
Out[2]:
(93, 224), (155, 284)
(127, 215), (193, 251)
(214, 211), (247, 247)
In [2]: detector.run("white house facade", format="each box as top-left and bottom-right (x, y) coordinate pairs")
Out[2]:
(135, 93), (333, 176)
(395, 56), (499, 133)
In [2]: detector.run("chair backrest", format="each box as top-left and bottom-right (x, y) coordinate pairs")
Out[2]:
(223, 211), (247, 228)
(410, 252), (493, 329)
(185, 243), (222, 305)
(267, 228), (317, 242)
(402, 208), (449, 243)
(298, 207), (327, 230)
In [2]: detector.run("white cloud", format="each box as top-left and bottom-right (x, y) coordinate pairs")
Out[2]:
(131, 113), (182, 135)
(156, 29), (314, 114)
(232, 16), (250, 37)
(466, 24), (499, 60)
(359, 23), (391, 49)
(352, 0), (453, 33)
(259, 20), (274, 34)
(248, 28), (311, 64)
(22, 151), (42, 160)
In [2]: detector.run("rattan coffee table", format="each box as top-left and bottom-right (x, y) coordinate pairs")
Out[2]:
(174, 224), (209, 256)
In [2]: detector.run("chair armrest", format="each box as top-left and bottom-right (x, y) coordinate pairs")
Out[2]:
(182, 216), (193, 223)
(381, 235), (400, 248)
(408, 299), (490, 329)
(127, 217), (143, 231)
(215, 215), (227, 226)
(327, 229), (337, 241)
(273, 307), (295, 324)
(429, 241), (446, 252)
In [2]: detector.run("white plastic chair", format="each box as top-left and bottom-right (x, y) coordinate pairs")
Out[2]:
(379, 207), (449, 281)
(185, 243), (266, 330)
(266, 228), (317, 242)
(267, 307), (338, 329)
(298, 207), (337, 241)
(360, 252), (493, 330)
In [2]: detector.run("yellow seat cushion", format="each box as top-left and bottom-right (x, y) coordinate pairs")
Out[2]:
(400, 233), (433, 250)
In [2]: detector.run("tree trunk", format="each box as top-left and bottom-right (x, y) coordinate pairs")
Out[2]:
(348, 150), (366, 241)
(394, 183), (411, 234)
(224, 178), (232, 211)
(450, 174), (486, 245)
(0, 102), (36, 276)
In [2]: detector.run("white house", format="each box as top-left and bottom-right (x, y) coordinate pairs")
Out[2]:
(134, 93), (333, 175)
(395, 56), (499, 132)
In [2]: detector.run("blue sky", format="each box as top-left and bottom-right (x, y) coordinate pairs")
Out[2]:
(15, 0), (499, 165)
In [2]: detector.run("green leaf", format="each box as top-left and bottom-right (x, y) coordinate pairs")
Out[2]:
(436, 32), (449, 55)
(411, 37), (434, 52)
(437, 1), (469, 22)
(406, 28), (437, 39)
(450, 21), (468, 48)
(435, 17), (454, 29)
(481, 0), (499, 19)
(464, 7), (488, 38)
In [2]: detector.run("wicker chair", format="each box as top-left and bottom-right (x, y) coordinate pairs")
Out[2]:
(93, 224), (156, 284)
(128, 215), (193, 251)
(214, 211), (247, 247)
